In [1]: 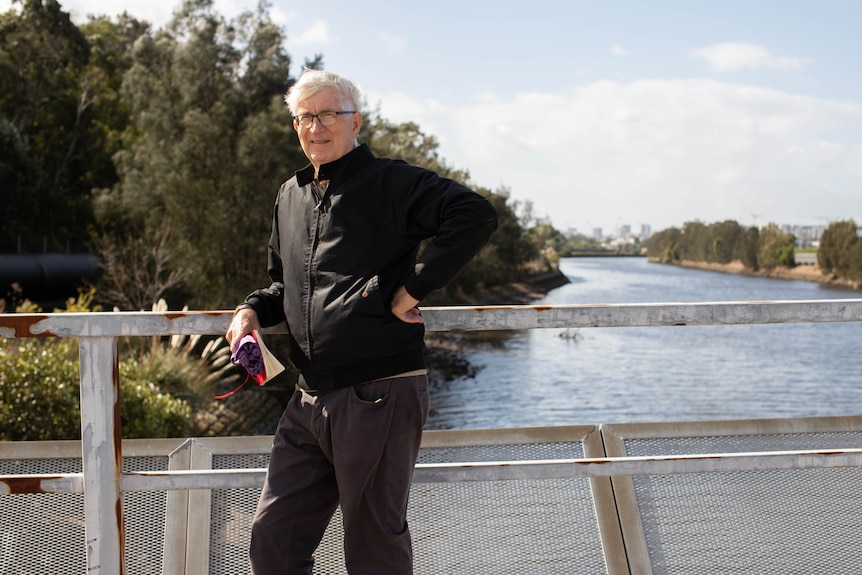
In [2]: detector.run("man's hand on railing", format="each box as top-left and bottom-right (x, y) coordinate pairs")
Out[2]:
(226, 307), (262, 352)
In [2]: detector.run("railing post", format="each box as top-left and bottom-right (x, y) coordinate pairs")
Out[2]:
(78, 336), (126, 575)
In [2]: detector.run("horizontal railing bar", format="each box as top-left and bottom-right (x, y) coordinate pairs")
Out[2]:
(422, 299), (862, 331)
(122, 469), (266, 491)
(6, 448), (862, 493)
(0, 473), (84, 494)
(414, 448), (862, 481)
(2, 299), (862, 338)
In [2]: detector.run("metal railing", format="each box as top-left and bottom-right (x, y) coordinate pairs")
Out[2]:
(2, 298), (862, 574)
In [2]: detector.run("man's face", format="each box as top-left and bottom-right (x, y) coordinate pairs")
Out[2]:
(293, 87), (362, 171)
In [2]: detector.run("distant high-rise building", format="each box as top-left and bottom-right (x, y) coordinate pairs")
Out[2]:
(593, 228), (603, 241)
(640, 224), (652, 240)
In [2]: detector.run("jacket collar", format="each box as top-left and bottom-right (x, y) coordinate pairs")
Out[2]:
(295, 144), (374, 187)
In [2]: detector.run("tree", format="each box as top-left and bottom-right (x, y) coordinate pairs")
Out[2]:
(738, 226), (759, 270)
(3, 0), (553, 312)
(645, 227), (681, 263)
(0, 118), (43, 249)
(363, 115), (469, 182)
(678, 221), (709, 262)
(94, 0), (301, 309)
(0, 1), (145, 254)
(818, 220), (858, 277)
(92, 225), (187, 310)
(1, 0), (91, 251)
(847, 239), (862, 282)
(465, 187), (539, 286)
(709, 220), (742, 264)
(757, 223), (795, 269)
(647, 220), (773, 271)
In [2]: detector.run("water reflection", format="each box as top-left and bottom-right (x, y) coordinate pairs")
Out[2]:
(426, 257), (862, 430)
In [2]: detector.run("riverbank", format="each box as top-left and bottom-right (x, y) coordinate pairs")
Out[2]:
(424, 267), (570, 386)
(652, 258), (862, 292)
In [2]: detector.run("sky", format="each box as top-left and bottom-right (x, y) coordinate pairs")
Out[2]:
(8, 0), (862, 235)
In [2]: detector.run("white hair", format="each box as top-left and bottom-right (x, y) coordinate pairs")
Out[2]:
(284, 69), (365, 115)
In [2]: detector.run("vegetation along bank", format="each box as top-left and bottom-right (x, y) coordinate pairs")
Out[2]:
(645, 218), (862, 292)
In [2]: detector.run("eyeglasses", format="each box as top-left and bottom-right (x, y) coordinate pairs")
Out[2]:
(292, 111), (356, 128)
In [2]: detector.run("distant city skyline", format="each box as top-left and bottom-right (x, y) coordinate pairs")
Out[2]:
(573, 220), (832, 248)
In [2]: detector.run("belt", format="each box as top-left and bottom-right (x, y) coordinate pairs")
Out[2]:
(296, 369), (428, 394)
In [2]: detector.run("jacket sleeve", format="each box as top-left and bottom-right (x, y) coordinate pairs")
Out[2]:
(240, 194), (288, 328)
(399, 169), (499, 301)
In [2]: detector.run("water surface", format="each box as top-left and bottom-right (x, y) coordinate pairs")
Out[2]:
(426, 257), (862, 430)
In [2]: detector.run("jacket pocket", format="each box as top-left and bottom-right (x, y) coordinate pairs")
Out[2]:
(350, 274), (386, 316)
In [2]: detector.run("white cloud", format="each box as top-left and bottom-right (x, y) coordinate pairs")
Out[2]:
(610, 44), (628, 57)
(269, 7), (295, 27)
(370, 79), (862, 231)
(692, 42), (812, 72)
(291, 20), (332, 46)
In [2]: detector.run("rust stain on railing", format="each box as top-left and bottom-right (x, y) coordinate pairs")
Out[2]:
(1, 475), (58, 494)
(113, 358), (123, 464)
(164, 311), (231, 320)
(0, 314), (55, 338)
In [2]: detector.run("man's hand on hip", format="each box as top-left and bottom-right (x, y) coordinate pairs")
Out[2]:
(391, 286), (422, 324)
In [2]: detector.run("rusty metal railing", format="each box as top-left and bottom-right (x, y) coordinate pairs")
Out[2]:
(2, 298), (862, 574)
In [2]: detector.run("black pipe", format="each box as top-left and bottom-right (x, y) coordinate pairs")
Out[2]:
(0, 254), (99, 302)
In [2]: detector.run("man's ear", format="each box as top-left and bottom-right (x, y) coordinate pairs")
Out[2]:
(352, 112), (362, 136)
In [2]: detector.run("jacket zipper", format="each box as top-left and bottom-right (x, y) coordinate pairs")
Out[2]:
(304, 181), (327, 359)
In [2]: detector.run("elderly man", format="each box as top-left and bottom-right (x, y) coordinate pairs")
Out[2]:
(226, 69), (498, 575)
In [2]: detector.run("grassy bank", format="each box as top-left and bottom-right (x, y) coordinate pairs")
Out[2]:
(650, 258), (862, 292)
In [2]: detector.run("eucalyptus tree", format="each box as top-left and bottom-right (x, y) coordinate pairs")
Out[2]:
(709, 220), (742, 264)
(678, 221), (709, 262)
(96, 0), (303, 309)
(757, 223), (795, 269)
(818, 220), (858, 278)
(0, 0), (91, 252)
(363, 116), (469, 183)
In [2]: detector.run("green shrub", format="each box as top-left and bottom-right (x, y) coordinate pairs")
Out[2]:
(0, 292), (216, 440)
(0, 338), (82, 441)
(119, 360), (193, 438)
(0, 337), (195, 440)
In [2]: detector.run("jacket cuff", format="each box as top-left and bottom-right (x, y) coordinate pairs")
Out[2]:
(403, 274), (434, 302)
(232, 303), (255, 317)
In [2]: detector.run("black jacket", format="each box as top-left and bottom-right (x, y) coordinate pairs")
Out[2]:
(243, 144), (498, 391)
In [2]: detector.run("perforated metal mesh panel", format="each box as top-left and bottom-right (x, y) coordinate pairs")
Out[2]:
(0, 453), (170, 575)
(623, 431), (862, 574)
(623, 431), (862, 458)
(123, 455), (170, 575)
(0, 491), (85, 575)
(414, 440), (601, 574)
(417, 440), (585, 463)
(208, 486), (261, 573)
(8, 423), (857, 574)
(411, 477), (603, 574)
(209, 453), (268, 574)
(207, 438), (599, 575)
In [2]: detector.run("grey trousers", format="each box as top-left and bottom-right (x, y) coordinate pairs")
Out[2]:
(249, 374), (430, 575)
